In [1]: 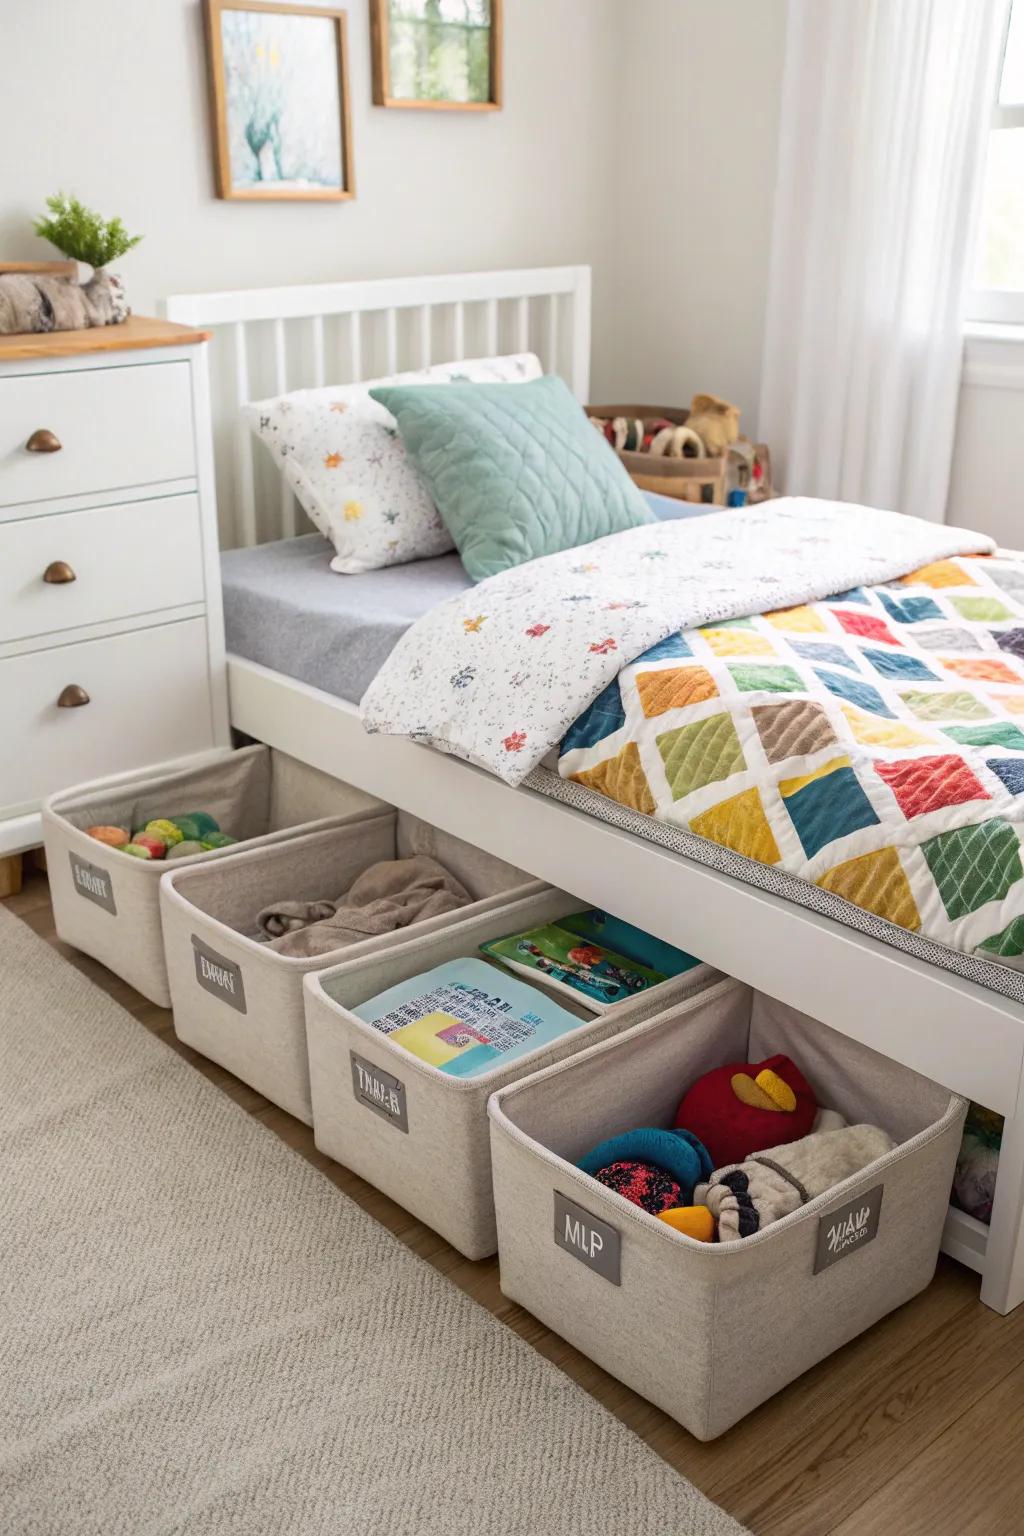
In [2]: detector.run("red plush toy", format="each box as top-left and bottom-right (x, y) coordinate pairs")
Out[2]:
(674, 1054), (817, 1168)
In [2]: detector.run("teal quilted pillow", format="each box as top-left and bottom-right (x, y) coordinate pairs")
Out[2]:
(369, 375), (654, 582)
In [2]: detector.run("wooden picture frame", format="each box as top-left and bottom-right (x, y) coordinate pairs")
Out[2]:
(204, 0), (355, 201)
(370, 0), (503, 112)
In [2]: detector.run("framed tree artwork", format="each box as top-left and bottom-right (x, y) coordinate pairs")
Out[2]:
(203, 0), (355, 201)
(370, 0), (503, 112)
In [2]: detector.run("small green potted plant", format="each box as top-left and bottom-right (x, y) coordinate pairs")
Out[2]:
(33, 192), (143, 325)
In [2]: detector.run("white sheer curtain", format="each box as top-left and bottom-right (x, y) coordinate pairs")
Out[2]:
(759, 0), (1008, 521)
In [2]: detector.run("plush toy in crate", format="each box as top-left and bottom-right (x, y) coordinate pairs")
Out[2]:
(587, 396), (771, 508)
(588, 393), (741, 461)
(592, 413), (706, 459)
(575, 1051), (894, 1244)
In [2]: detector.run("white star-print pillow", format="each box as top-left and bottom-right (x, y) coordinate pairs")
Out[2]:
(245, 354), (543, 574)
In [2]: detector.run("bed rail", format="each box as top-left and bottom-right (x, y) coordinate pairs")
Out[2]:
(164, 265), (591, 551)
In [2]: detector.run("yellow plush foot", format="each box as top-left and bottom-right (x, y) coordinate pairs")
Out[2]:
(730, 1067), (797, 1113)
(658, 1205), (715, 1242)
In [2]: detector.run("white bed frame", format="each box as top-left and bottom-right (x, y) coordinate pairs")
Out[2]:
(167, 266), (1024, 1314)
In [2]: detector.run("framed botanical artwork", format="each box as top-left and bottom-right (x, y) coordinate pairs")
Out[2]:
(370, 0), (503, 112)
(203, 0), (355, 201)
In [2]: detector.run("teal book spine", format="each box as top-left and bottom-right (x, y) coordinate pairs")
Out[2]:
(561, 909), (701, 978)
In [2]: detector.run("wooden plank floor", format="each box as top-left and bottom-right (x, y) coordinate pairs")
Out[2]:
(8, 868), (1024, 1536)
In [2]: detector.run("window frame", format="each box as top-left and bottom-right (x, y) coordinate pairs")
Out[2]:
(967, 4), (1024, 324)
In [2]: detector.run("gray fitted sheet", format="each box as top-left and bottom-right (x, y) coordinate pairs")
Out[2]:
(222, 537), (473, 703)
(221, 492), (704, 704)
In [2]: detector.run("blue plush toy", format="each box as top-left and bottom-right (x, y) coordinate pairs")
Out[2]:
(578, 1127), (714, 1215)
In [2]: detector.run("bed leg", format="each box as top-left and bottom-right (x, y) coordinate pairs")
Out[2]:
(0, 854), (23, 899)
(980, 1093), (1024, 1314)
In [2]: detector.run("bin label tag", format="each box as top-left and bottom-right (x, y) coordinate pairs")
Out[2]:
(351, 1052), (408, 1134)
(554, 1191), (621, 1284)
(69, 851), (117, 916)
(814, 1184), (883, 1273)
(191, 935), (247, 1014)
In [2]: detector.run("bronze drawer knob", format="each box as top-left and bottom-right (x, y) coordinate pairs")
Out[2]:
(43, 560), (76, 585)
(26, 428), (62, 454)
(57, 684), (90, 709)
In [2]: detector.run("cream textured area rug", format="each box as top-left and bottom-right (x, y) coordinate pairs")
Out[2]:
(0, 906), (745, 1536)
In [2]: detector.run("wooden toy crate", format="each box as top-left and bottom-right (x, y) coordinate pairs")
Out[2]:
(588, 403), (727, 504)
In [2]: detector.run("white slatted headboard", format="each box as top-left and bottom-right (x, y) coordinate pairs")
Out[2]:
(164, 265), (592, 551)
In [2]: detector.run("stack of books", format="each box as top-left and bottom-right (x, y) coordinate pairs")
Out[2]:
(353, 909), (700, 1078)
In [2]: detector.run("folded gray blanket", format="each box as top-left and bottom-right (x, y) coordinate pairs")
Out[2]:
(694, 1122), (895, 1242)
(256, 855), (472, 957)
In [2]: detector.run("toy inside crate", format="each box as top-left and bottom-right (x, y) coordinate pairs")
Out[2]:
(588, 403), (771, 506)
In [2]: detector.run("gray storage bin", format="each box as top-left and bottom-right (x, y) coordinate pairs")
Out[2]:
(42, 746), (381, 1008)
(488, 978), (967, 1440)
(161, 810), (542, 1125)
(305, 897), (719, 1260)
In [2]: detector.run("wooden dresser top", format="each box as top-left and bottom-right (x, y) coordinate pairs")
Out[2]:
(0, 315), (211, 363)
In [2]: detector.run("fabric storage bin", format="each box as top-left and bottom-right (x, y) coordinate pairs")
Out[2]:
(42, 745), (381, 1009)
(488, 978), (967, 1440)
(304, 893), (719, 1260)
(161, 811), (542, 1125)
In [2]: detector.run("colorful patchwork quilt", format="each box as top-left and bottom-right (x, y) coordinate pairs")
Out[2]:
(559, 555), (1024, 967)
(361, 496), (1024, 968)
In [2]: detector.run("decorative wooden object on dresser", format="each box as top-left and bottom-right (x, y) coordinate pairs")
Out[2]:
(0, 316), (231, 896)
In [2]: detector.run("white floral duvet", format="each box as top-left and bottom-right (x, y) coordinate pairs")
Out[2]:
(361, 499), (994, 785)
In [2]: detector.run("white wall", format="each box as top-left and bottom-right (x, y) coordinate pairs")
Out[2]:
(597, 1), (1016, 544)
(9, 1), (1016, 540)
(948, 334), (1024, 545)
(600, 0), (788, 426)
(2, 0), (620, 360)
(3, 1), (792, 430)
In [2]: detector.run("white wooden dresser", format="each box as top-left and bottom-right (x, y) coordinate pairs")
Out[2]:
(0, 317), (231, 892)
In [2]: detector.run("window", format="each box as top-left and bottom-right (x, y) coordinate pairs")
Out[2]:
(970, 1), (1024, 322)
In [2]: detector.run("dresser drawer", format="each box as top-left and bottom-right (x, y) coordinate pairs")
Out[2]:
(0, 619), (214, 812)
(2, 495), (205, 644)
(0, 361), (195, 508)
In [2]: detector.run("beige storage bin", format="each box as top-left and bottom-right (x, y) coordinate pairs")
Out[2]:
(42, 745), (380, 1009)
(304, 896), (719, 1260)
(488, 978), (966, 1440)
(161, 811), (542, 1125)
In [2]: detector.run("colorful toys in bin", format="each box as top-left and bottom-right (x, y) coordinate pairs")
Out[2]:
(577, 1053), (892, 1245)
(123, 833), (168, 860)
(85, 812), (236, 861)
(695, 1122), (893, 1242)
(590, 415), (706, 458)
(85, 825), (130, 849)
(578, 1128), (713, 1213)
(587, 394), (742, 460)
(675, 1054), (818, 1168)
